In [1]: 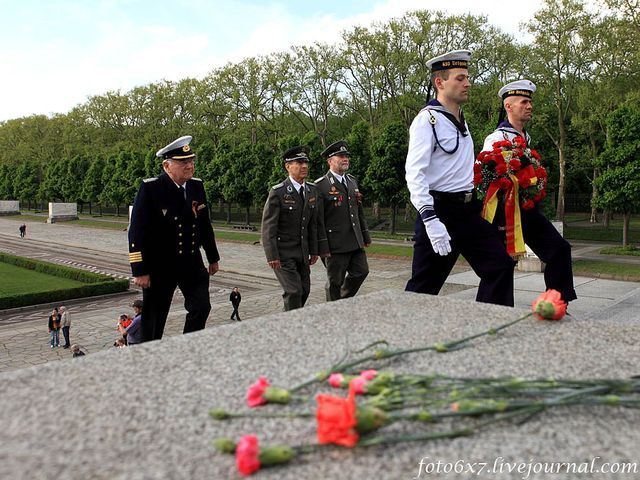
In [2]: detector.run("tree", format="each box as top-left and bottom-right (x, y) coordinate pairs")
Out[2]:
(527, 0), (593, 221)
(593, 99), (640, 246)
(13, 160), (40, 209)
(82, 156), (106, 215)
(365, 121), (408, 234)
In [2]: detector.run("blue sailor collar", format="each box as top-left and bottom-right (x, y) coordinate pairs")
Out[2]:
(423, 99), (468, 136)
(497, 120), (531, 144)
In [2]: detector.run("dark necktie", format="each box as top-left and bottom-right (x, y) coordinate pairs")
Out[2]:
(299, 186), (304, 202)
(178, 185), (186, 201)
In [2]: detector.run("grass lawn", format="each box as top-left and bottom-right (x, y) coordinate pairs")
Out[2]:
(573, 260), (640, 281)
(599, 246), (640, 256)
(0, 262), (86, 296)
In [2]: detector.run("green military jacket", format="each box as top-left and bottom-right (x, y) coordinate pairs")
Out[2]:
(315, 171), (371, 255)
(261, 178), (320, 264)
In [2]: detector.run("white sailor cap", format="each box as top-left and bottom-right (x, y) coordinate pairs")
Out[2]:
(156, 135), (195, 160)
(498, 80), (536, 100)
(426, 49), (471, 72)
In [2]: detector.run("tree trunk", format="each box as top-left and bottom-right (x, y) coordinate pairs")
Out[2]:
(88, 202), (92, 215)
(219, 198), (224, 215)
(553, 73), (566, 222)
(373, 202), (380, 222)
(603, 209), (610, 228)
(226, 203), (231, 224)
(623, 211), (630, 247)
(390, 202), (397, 235)
(589, 167), (599, 223)
(245, 205), (250, 225)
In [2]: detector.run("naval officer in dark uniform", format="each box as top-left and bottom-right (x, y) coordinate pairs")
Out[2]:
(261, 146), (320, 311)
(316, 140), (371, 301)
(129, 135), (220, 341)
(483, 80), (576, 304)
(405, 50), (515, 306)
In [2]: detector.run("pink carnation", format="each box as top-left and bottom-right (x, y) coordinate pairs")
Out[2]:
(328, 373), (345, 388)
(350, 376), (368, 394)
(246, 376), (269, 408)
(360, 370), (378, 381)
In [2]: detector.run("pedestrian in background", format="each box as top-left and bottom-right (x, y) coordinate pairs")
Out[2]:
(229, 287), (242, 321)
(60, 306), (71, 348)
(48, 307), (61, 348)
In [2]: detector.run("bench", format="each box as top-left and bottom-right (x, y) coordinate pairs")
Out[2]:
(232, 225), (257, 232)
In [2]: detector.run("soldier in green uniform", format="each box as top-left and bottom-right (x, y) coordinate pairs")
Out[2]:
(316, 140), (371, 301)
(261, 146), (321, 311)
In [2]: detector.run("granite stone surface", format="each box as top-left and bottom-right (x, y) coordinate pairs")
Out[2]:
(1, 290), (639, 479)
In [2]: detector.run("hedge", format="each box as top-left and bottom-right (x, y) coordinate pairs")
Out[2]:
(0, 252), (129, 309)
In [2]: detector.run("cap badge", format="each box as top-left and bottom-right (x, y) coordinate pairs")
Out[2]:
(287, 185), (293, 193)
(182, 145), (191, 152)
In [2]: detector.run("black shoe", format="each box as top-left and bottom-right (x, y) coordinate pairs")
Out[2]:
(63, 345), (70, 349)
(237, 317), (242, 321)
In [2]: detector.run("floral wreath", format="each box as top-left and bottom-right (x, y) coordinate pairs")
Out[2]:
(473, 136), (548, 256)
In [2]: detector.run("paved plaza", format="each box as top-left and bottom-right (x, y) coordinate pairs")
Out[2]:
(1, 216), (639, 373)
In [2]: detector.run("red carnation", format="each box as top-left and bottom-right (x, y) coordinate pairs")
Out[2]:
(522, 200), (535, 210)
(316, 382), (359, 447)
(510, 159), (521, 171)
(474, 162), (482, 174)
(532, 289), (567, 320)
(513, 148), (524, 158)
(495, 163), (507, 175)
(473, 173), (482, 185)
(530, 149), (541, 160)
(477, 151), (489, 162)
(514, 136), (527, 147)
(236, 435), (261, 476)
(535, 167), (547, 178)
(499, 177), (512, 190)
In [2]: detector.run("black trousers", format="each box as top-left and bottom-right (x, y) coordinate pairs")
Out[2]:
(231, 303), (241, 320)
(521, 206), (577, 302)
(406, 198), (516, 307)
(142, 266), (211, 342)
(62, 326), (70, 347)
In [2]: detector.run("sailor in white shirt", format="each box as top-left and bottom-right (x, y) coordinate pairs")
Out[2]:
(483, 80), (576, 303)
(404, 49), (515, 306)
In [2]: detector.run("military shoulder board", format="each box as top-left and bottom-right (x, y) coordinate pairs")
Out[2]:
(143, 177), (158, 183)
(272, 182), (285, 190)
(191, 177), (203, 182)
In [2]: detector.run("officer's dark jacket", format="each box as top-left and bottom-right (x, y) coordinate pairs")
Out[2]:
(129, 172), (219, 276)
(261, 178), (319, 263)
(315, 171), (371, 255)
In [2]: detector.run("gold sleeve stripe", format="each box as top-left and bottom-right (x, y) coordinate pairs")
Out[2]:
(129, 252), (143, 263)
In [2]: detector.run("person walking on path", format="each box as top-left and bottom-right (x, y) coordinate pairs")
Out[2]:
(128, 135), (220, 342)
(404, 49), (515, 306)
(482, 79), (577, 304)
(60, 306), (71, 348)
(261, 145), (321, 311)
(315, 140), (371, 301)
(48, 307), (61, 348)
(229, 287), (242, 321)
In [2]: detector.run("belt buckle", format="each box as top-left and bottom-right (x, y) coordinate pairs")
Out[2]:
(464, 192), (473, 203)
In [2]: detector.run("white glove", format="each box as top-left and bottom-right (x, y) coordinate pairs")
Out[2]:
(424, 217), (452, 256)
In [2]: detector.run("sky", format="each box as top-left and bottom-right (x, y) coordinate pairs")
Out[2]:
(0, 0), (544, 122)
